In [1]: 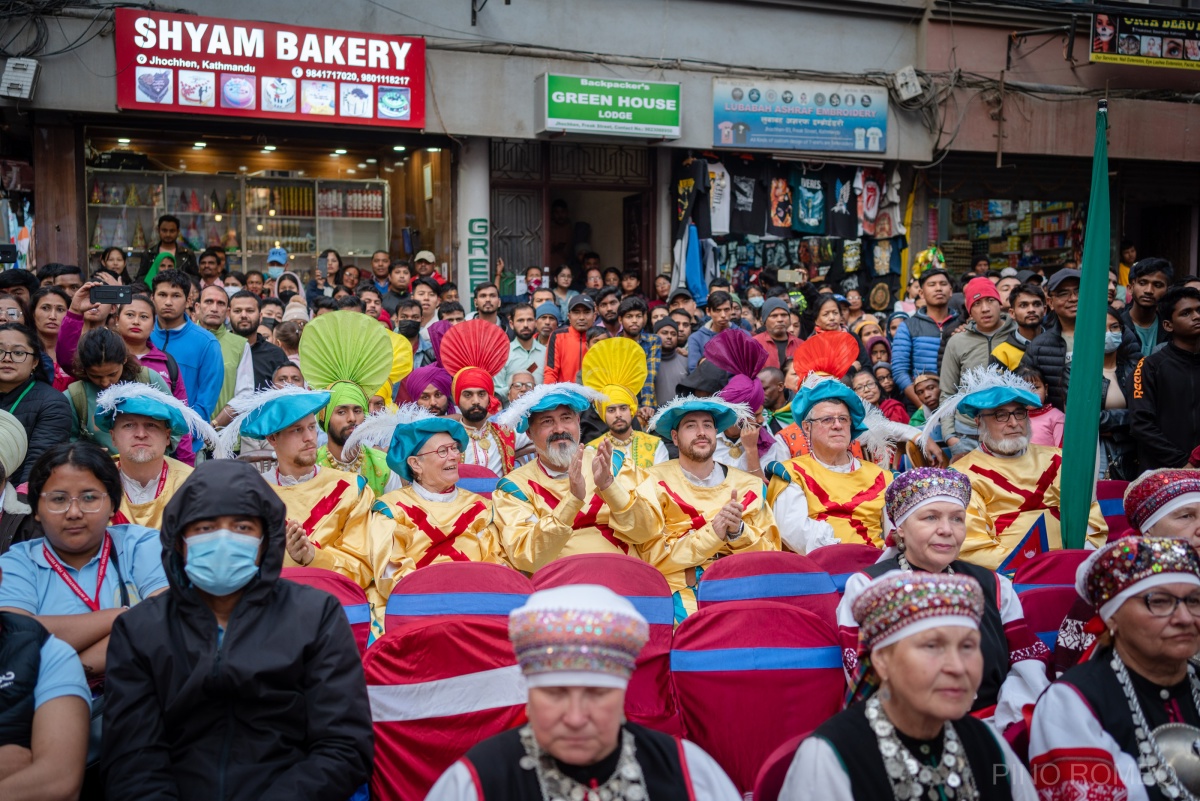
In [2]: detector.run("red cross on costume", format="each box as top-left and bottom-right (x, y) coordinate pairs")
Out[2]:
(527, 481), (629, 553)
(968, 453), (1062, 536)
(300, 479), (353, 543)
(791, 465), (886, 545)
(657, 482), (757, 535)
(397, 500), (488, 567)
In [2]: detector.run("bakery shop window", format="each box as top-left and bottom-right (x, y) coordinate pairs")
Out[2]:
(83, 127), (451, 280)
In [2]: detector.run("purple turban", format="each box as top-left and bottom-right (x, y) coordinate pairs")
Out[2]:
(403, 365), (456, 412)
(428, 320), (453, 364)
(718, 375), (774, 457)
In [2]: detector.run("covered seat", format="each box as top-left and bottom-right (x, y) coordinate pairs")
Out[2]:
(1011, 549), (1090, 594)
(457, 462), (500, 498)
(365, 617), (528, 801)
(280, 567), (371, 656)
(753, 733), (808, 801)
(697, 551), (839, 625)
(533, 553), (680, 734)
(1015, 585), (1080, 655)
(804, 543), (884, 593)
(669, 600), (845, 793)
(1096, 479), (1131, 541)
(383, 561), (533, 633)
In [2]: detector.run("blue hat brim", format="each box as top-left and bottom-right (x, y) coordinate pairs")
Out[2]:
(790, 381), (867, 438)
(518, 392), (591, 433)
(94, 396), (189, 438)
(957, 387), (1042, 419)
(652, 400), (739, 438)
(386, 418), (470, 481)
(240, 392), (331, 439)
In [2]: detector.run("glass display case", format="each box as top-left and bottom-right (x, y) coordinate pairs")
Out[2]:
(87, 169), (165, 272)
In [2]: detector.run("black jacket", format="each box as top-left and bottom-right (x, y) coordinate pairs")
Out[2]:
(1021, 318), (1142, 412)
(0, 377), (72, 484)
(134, 243), (198, 282)
(1130, 342), (1200, 469)
(102, 460), (373, 801)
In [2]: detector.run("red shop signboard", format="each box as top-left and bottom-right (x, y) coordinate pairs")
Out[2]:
(114, 9), (425, 129)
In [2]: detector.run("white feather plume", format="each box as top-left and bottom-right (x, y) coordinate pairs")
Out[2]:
(921, 364), (1036, 444)
(494, 383), (608, 432)
(856, 402), (924, 465)
(95, 381), (220, 451)
(342, 402), (431, 457)
(800, 371), (840, 391)
(215, 385), (323, 460)
(646, 394), (754, 435)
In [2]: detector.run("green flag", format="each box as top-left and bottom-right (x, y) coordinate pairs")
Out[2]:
(1061, 100), (1110, 549)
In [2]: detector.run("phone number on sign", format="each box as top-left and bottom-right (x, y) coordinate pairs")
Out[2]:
(303, 69), (411, 85)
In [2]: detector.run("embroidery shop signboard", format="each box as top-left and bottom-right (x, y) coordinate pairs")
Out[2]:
(1090, 11), (1200, 71)
(536, 74), (682, 138)
(113, 9), (426, 128)
(712, 78), (888, 153)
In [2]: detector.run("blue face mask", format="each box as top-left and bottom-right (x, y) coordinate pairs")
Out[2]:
(267, 266), (285, 280)
(748, 296), (765, 308)
(1104, 331), (1123, 354)
(184, 529), (261, 597)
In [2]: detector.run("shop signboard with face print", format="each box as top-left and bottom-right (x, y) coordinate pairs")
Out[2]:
(1090, 11), (1200, 70)
(114, 8), (425, 128)
(537, 74), (681, 138)
(712, 78), (888, 153)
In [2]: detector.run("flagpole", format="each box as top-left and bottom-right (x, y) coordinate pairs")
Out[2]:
(1060, 99), (1110, 550)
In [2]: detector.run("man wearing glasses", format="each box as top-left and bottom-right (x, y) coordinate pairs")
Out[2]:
(946, 366), (1107, 573)
(766, 378), (893, 553)
(1020, 268), (1081, 411)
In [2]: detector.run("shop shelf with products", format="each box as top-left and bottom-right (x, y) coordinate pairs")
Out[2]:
(85, 169), (167, 269)
(244, 178), (317, 267)
(164, 173), (242, 255)
(316, 180), (389, 263)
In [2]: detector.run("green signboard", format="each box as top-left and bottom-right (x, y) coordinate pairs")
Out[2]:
(537, 74), (681, 138)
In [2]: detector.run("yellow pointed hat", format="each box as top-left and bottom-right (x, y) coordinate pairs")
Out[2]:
(582, 337), (646, 416)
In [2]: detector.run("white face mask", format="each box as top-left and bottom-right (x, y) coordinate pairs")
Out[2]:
(1104, 331), (1123, 353)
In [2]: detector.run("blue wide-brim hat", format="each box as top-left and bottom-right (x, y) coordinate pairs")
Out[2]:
(240, 391), (331, 439)
(386, 418), (470, 482)
(494, 384), (608, 434)
(95, 395), (190, 438)
(957, 386), (1041, 419)
(790, 379), (867, 438)
(648, 396), (747, 439)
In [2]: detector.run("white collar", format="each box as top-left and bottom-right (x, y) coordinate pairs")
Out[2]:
(412, 481), (458, 502)
(814, 453), (860, 473)
(681, 462), (725, 487)
(272, 466), (318, 486)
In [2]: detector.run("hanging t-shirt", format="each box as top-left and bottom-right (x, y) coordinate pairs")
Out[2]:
(872, 167), (907, 238)
(674, 159), (711, 241)
(728, 160), (768, 236)
(766, 171), (793, 238)
(733, 122), (751, 144)
(855, 167), (886, 237)
(709, 163), (731, 236)
(789, 169), (825, 235)
(825, 166), (859, 239)
(862, 235), (908, 276)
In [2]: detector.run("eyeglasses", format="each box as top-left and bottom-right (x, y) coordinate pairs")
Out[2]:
(1052, 287), (1080, 299)
(414, 443), (462, 459)
(1142, 591), (1200, 618)
(980, 408), (1029, 423)
(0, 349), (33, 363)
(41, 491), (108, 514)
(806, 415), (851, 428)
(511, 382), (534, 390)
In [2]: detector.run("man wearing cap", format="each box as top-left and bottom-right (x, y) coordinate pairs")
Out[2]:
(427, 584), (739, 801)
(653, 317), (687, 405)
(686, 291), (734, 373)
(412, 250), (445, 286)
(96, 383), (218, 530)
(491, 385), (660, 572)
(893, 268), (957, 409)
(496, 303), (546, 400)
(371, 409), (503, 599)
(941, 276), (1017, 456)
(668, 286), (698, 318)
(928, 366), (1105, 573)
(544, 294), (595, 385)
(636, 396), (781, 620)
(583, 338), (669, 482)
(534, 301), (561, 349)
(215, 388), (383, 600)
(752, 298), (800, 370)
(767, 377), (893, 553)
(1019, 268), (1080, 410)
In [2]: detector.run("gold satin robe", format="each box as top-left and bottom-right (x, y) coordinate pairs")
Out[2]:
(765, 454), (892, 547)
(116, 457), (192, 531)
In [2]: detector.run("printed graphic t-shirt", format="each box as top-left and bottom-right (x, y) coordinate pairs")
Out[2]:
(789, 168), (826, 235)
(709, 163), (731, 236)
(766, 170), (793, 238)
(728, 160), (768, 236)
(674, 159), (711, 241)
(825, 166), (859, 239)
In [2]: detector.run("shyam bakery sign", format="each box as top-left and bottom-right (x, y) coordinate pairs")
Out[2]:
(113, 9), (426, 128)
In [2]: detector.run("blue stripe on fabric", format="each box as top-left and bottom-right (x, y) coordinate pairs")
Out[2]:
(1098, 498), (1123, 516)
(699, 573), (837, 602)
(385, 592), (527, 617)
(829, 573), (853, 592)
(670, 646), (842, 672)
(343, 603), (371, 625)
(625, 596), (675, 625)
(458, 478), (500, 495)
(1036, 632), (1057, 650)
(1014, 583), (1072, 594)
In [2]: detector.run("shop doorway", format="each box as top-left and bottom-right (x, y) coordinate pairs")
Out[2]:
(1128, 203), (1198, 275)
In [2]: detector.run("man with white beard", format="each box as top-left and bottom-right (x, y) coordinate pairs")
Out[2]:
(926, 366), (1107, 574)
(491, 384), (661, 572)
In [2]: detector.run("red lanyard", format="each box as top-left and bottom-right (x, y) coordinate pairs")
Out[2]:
(43, 533), (112, 612)
(152, 461), (168, 498)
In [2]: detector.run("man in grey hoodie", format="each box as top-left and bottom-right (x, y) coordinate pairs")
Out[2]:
(941, 277), (1017, 456)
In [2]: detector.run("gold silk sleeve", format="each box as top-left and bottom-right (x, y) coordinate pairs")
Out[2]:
(492, 479), (583, 573)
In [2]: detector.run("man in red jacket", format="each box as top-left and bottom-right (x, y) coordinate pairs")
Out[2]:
(544, 295), (596, 384)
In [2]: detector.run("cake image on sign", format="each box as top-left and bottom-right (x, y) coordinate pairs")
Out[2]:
(301, 81), (336, 115)
(340, 84), (373, 118)
(377, 87), (411, 120)
(262, 77), (296, 113)
(220, 75), (255, 110)
(135, 67), (172, 104)
(178, 71), (215, 107)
